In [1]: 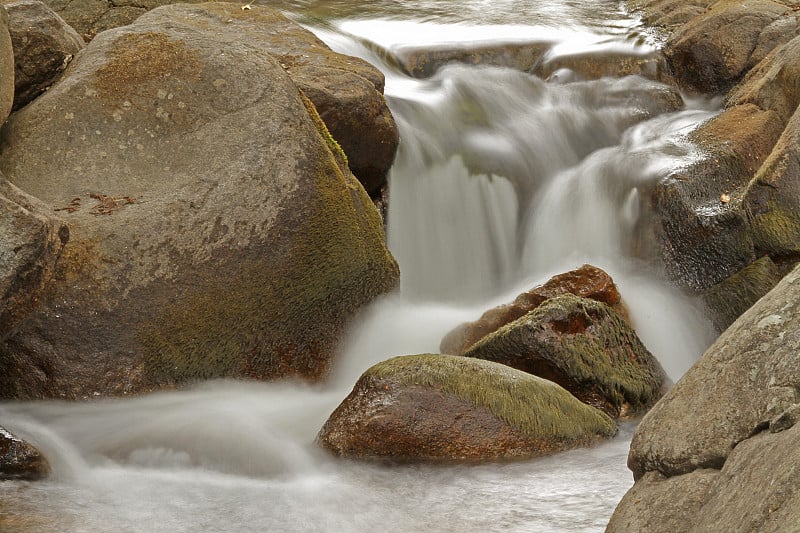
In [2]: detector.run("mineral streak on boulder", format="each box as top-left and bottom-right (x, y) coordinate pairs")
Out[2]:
(463, 294), (667, 419)
(0, 425), (49, 480)
(440, 264), (629, 356)
(4, 0), (85, 110)
(317, 354), (617, 462)
(0, 3), (399, 399)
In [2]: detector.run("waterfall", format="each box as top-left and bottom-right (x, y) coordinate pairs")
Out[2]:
(0, 4), (720, 532)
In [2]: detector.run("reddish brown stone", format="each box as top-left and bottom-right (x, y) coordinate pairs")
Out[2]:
(440, 264), (628, 355)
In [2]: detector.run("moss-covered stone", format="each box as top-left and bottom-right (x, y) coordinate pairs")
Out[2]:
(317, 354), (616, 462)
(464, 294), (666, 418)
(702, 255), (785, 332)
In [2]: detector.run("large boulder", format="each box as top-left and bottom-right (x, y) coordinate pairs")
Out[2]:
(463, 294), (666, 418)
(40, 1), (398, 197)
(0, 3), (399, 399)
(0, 425), (49, 480)
(4, 0), (85, 110)
(317, 354), (617, 462)
(626, 263), (800, 480)
(663, 0), (794, 93)
(0, 4), (13, 123)
(0, 176), (68, 340)
(440, 264), (629, 355)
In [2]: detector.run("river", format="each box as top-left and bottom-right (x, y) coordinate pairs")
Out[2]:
(0, 1), (718, 531)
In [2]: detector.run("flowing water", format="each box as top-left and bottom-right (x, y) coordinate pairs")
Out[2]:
(0, 1), (719, 531)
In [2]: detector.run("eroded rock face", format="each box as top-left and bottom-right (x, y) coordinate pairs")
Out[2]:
(440, 264), (629, 355)
(4, 0), (85, 110)
(0, 425), (49, 480)
(462, 294), (666, 418)
(0, 3), (399, 399)
(317, 354), (617, 462)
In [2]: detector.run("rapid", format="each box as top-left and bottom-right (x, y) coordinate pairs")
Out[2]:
(0, 1), (719, 531)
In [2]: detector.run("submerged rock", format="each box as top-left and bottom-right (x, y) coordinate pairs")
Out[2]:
(0, 425), (49, 480)
(440, 264), (629, 355)
(463, 294), (666, 418)
(0, 3), (398, 399)
(317, 354), (616, 462)
(4, 0), (84, 110)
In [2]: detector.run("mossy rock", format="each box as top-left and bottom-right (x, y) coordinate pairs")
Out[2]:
(440, 264), (629, 355)
(463, 294), (667, 418)
(317, 354), (617, 462)
(702, 255), (784, 332)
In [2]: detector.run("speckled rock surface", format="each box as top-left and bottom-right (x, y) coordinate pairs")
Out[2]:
(0, 3), (398, 399)
(0, 425), (49, 480)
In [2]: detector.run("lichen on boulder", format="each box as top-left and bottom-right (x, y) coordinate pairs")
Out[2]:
(317, 354), (617, 462)
(463, 294), (667, 418)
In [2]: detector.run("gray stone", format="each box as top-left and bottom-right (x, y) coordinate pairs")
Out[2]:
(628, 263), (800, 479)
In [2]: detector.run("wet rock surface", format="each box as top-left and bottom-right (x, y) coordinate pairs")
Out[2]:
(0, 4), (13, 122)
(440, 264), (629, 355)
(462, 294), (666, 419)
(0, 3), (398, 399)
(317, 354), (617, 462)
(0, 425), (49, 480)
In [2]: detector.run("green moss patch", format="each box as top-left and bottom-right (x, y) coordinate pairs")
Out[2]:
(368, 354), (617, 439)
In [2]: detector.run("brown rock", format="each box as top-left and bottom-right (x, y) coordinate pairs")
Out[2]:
(664, 0), (792, 93)
(463, 294), (667, 418)
(317, 354), (617, 462)
(0, 175), (68, 340)
(0, 3), (398, 399)
(4, 0), (85, 110)
(0, 425), (49, 480)
(440, 264), (628, 355)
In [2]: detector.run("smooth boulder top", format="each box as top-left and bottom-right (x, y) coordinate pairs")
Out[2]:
(317, 354), (617, 462)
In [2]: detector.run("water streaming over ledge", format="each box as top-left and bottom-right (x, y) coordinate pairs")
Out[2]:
(0, 2), (719, 531)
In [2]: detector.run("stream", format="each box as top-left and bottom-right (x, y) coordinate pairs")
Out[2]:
(0, 1), (718, 531)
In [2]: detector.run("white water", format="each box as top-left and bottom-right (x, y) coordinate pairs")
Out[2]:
(0, 2), (718, 532)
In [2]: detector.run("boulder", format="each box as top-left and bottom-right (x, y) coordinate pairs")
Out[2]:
(4, 0), (85, 110)
(0, 3), (399, 399)
(440, 264), (629, 355)
(0, 176), (68, 340)
(663, 0), (793, 93)
(0, 425), (49, 480)
(40, 1), (398, 197)
(627, 263), (800, 481)
(41, 0), (205, 41)
(0, 4), (13, 122)
(463, 294), (666, 418)
(534, 50), (674, 85)
(317, 354), (616, 462)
